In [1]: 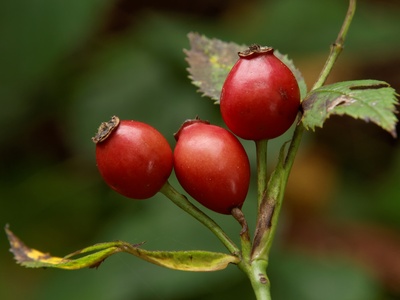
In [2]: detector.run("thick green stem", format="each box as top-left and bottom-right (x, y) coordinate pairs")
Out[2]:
(256, 140), (269, 208)
(251, 142), (287, 261)
(246, 1), (357, 298)
(239, 259), (271, 300)
(160, 181), (240, 255)
(250, 260), (271, 300)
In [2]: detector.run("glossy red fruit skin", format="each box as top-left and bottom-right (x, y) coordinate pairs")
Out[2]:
(94, 118), (173, 199)
(173, 119), (250, 215)
(220, 46), (300, 140)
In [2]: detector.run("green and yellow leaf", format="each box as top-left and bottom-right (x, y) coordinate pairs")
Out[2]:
(5, 225), (240, 272)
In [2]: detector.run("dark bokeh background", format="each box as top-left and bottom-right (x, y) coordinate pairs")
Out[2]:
(1, 0), (400, 299)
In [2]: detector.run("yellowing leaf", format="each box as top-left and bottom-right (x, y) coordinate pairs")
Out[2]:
(126, 248), (240, 272)
(5, 225), (124, 269)
(5, 225), (240, 272)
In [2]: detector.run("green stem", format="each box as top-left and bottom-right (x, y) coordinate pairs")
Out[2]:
(250, 260), (271, 300)
(160, 181), (240, 255)
(276, 0), (358, 252)
(311, 0), (356, 90)
(283, 0), (356, 178)
(283, 0), (356, 177)
(283, 123), (305, 176)
(239, 260), (271, 300)
(251, 142), (287, 261)
(247, 0), (357, 298)
(256, 140), (269, 208)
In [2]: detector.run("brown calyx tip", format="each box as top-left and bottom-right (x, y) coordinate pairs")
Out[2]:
(173, 116), (210, 141)
(238, 44), (274, 58)
(92, 115), (120, 144)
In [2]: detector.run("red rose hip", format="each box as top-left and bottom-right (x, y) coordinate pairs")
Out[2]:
(173, 119), (250, 214)
(220, 45), (300, 140)
(93, 116), (173, 199)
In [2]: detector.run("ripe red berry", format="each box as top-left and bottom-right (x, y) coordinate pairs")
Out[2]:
(93, 116), (173, 199)
(220, 45), (300, 140)
(173, 119), (250, 215)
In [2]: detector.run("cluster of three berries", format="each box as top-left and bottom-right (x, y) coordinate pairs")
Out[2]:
(93, 46), (300, 215)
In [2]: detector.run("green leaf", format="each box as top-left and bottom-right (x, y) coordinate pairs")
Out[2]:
(126, 248), (239, 272)
(184, 32), (307, 103)
(302, 80), (399, 137)
(5, 225), (239, 272)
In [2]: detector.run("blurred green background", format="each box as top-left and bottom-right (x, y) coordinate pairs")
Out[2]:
(1, 0), (400, 299)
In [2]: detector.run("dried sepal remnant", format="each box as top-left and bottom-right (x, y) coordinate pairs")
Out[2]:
(238, 44), (273, 57)
(173, 117), (210, 141)
(92, 116), (120, 144)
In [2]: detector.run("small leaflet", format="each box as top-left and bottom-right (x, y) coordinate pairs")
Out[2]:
(301, 80), (398, 137)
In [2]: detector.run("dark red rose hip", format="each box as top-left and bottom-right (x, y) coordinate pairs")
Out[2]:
(93, 116), (173, 199)
(173, 119), (250, 214)
(220, 45), (300, 140)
